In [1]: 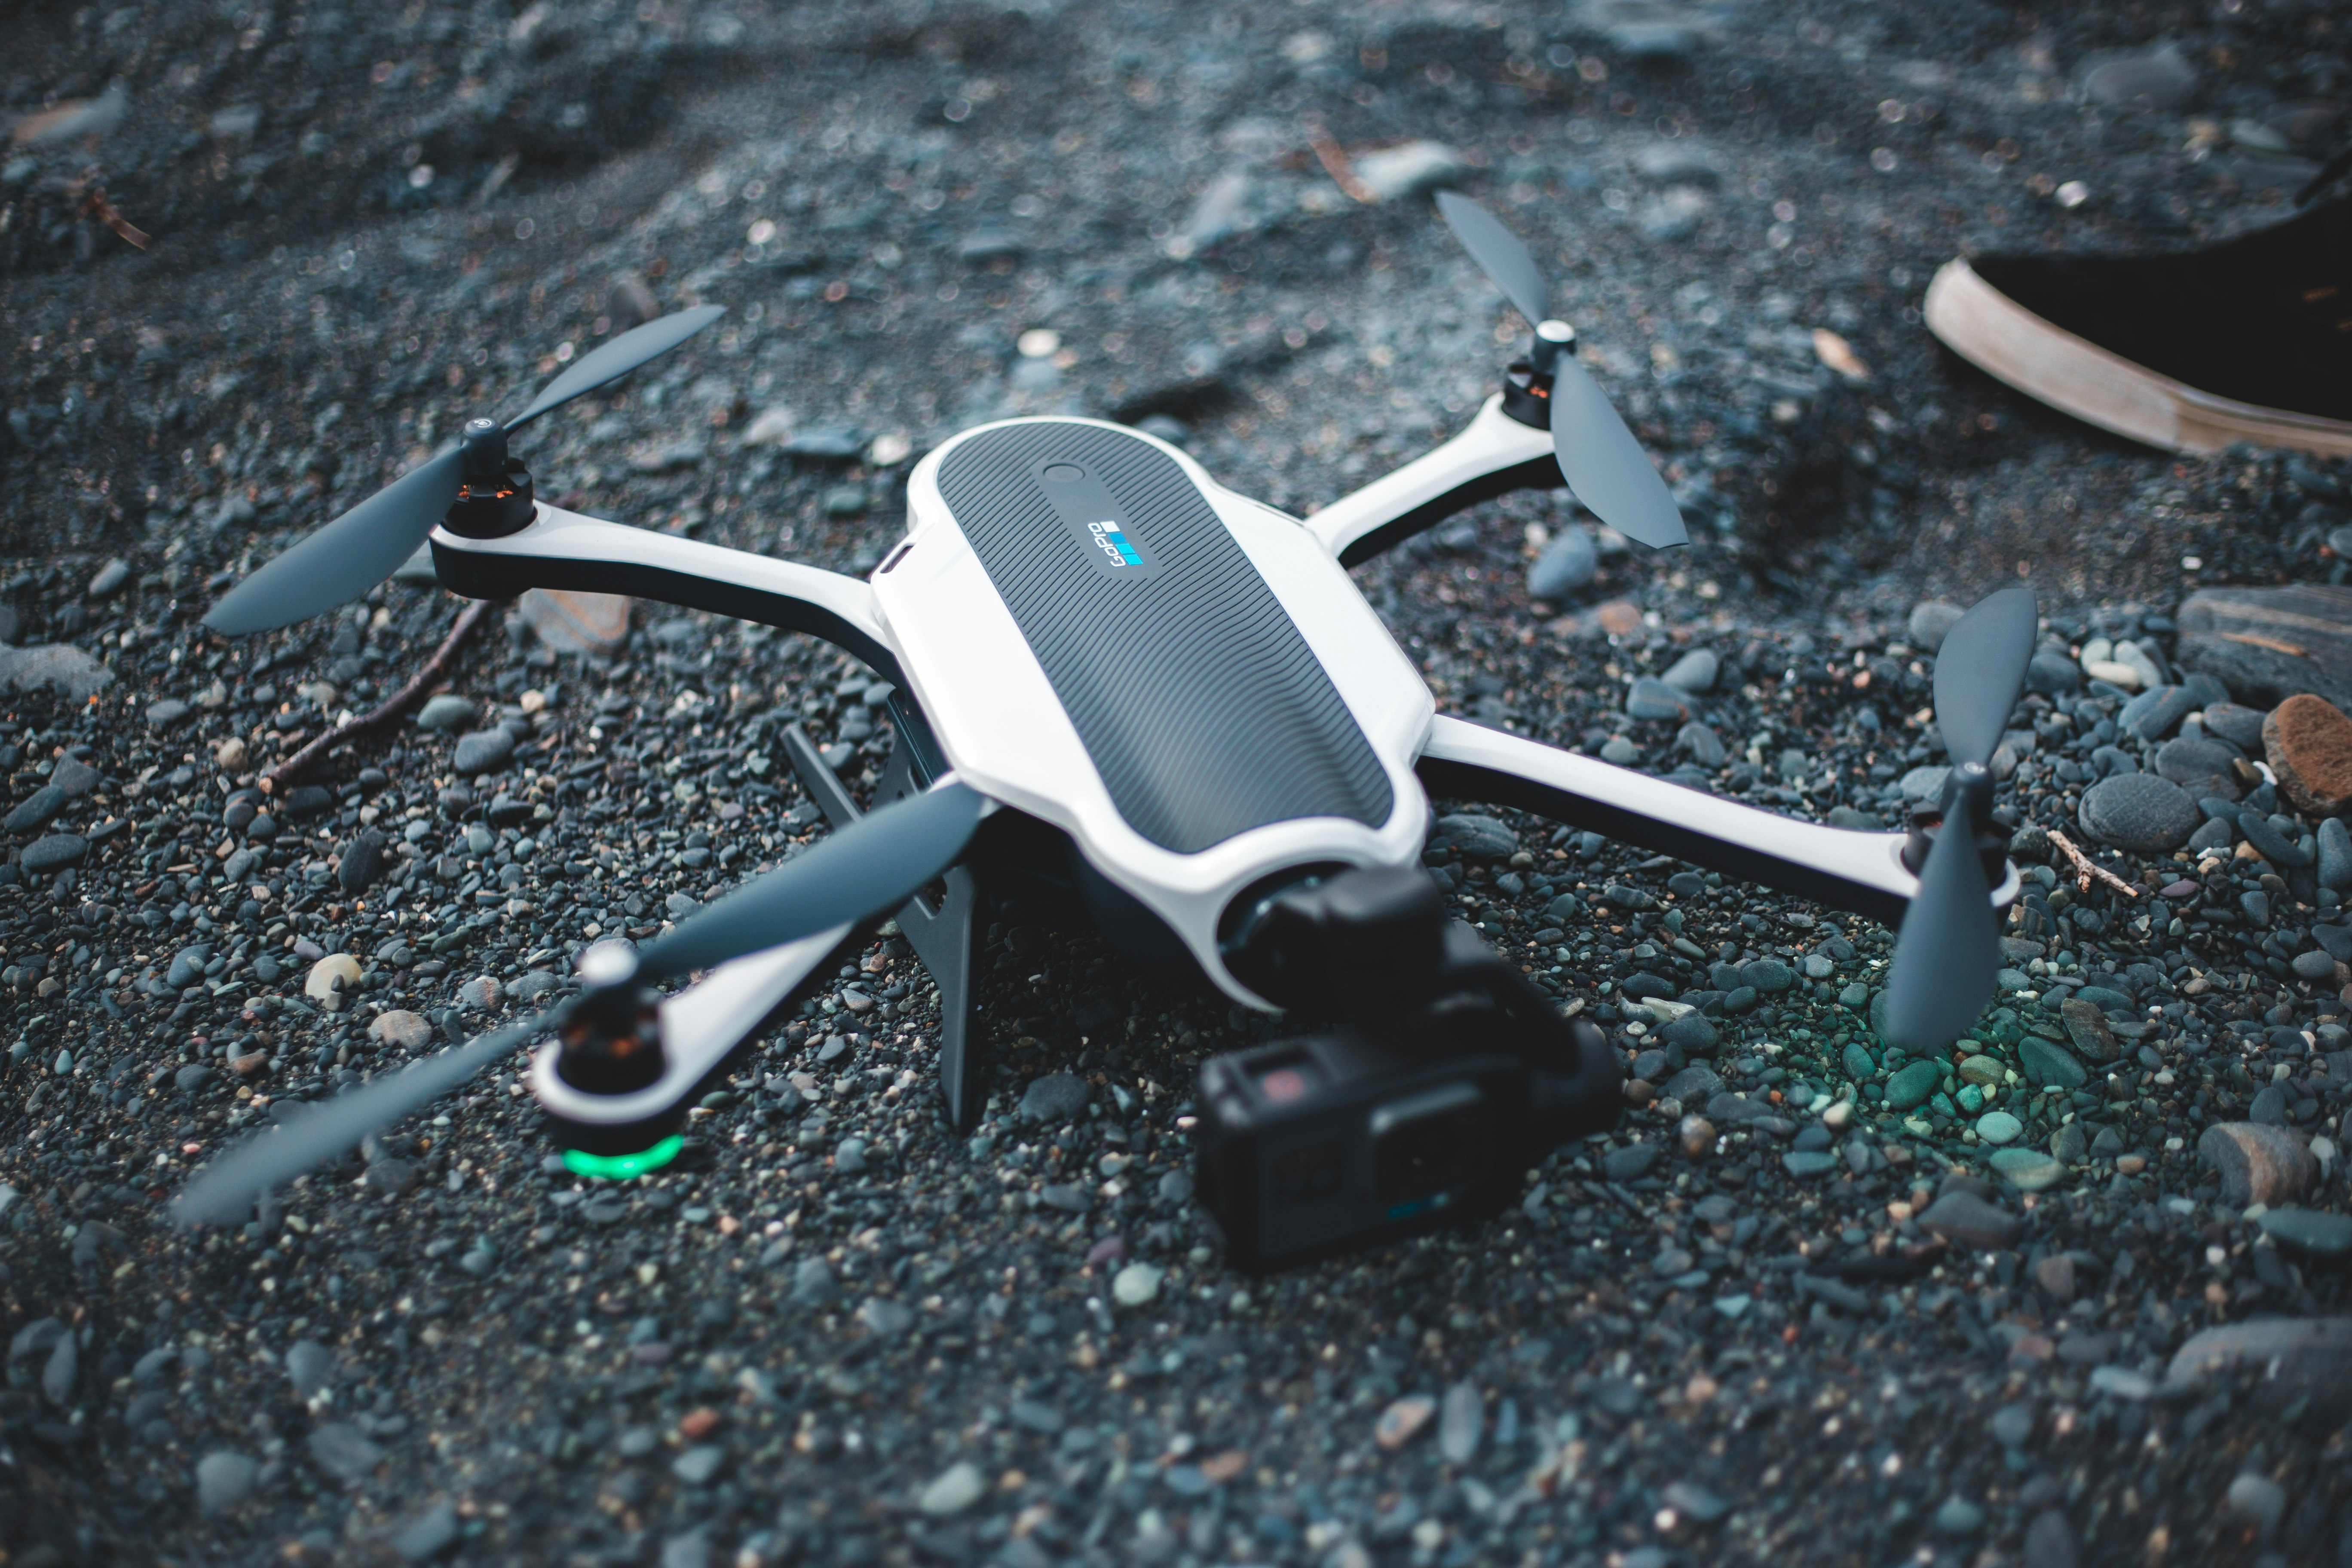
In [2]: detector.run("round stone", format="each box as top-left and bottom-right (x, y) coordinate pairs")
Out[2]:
(20, 833), (87, 873)
(2078, 773), (2201, 853)
(1528, 526), (1597, 600)
(196, 1450), (259, 1514)
(1975, 1110), (2024, 1145)
(1989, 1146), (2065, 1191)
(305, 952), (364, 1012)
(1112, 1262), (1164, 1306)
(919, 1461), (986, 1515)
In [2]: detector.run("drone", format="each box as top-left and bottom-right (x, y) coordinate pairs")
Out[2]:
(175, 194), (2036, 1269)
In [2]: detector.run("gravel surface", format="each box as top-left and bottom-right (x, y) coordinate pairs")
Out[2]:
(6, 2), (2352, 1565)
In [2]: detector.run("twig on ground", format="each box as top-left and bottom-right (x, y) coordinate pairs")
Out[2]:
(261, 597), (505, 794)
(1303, 121), (1375, 205)
(2046, 829), (2141, 899)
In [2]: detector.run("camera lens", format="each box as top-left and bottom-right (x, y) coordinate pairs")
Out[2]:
(1370, 1083), (1491, 1213)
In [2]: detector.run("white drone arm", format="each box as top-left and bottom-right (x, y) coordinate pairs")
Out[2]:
(1307, 394), (1559, 566)
(429, 505), (900, 682)
(1416, 714), (2020, 926)
(529, 923), (853, 1135)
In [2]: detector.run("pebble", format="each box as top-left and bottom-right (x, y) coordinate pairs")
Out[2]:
(790, 1259), (839, 1308)
(2264, 693), (2352, 815)
(1989, 1147), (2066, 1191)
(1433, 813), (1517, 861)
(1677, 1115), (1715, 1158)
(2225, 1473), (2286, 1537)
(1437, 1381), (1482, 1463)
(1884, 1060), (1940, 1112)
(366, 1159), (418, 1198)
(21, 832), (86, 872)
(2256, 1207), (2352, 1257)
(370, 1010), (434, 1051)
(1917, 1189), (2019, 1250)
(306, 952), (364, 1011)
(1528, 527), (1597, 600)
(2077, 773), (2201, 853)
(2153, 736), (2242, 799)
(1375, 1393), (1437, 1450)
(1603, 1142), (1661, 1181)
(672, 1445), (726, 1485)
(392, 1501), (461, 1562)
(339, 826), (389, 893)
(2081, 43), (2197, 110)
(858, 1298), (913, 1336)
(450, 729), (517, 775)
(919, 1461), (986, 1515)
(456, 975), (502, 1011)
(2198, 1122), (2316, 1207)
(2319, 817), (2352, 890)
(415, 694), (476, 732)
(196, 1450), (259, 1514)
(1112, 1262), (1164, 1306)
(285, 1338), (333, 1400)
(1906, 600), (1964, 651)
(1975, 1110), (2024, 1145)
(1018, 1072), (1089, 1123)
(5, 783), (65, 831)
(308, 1421), (385, 1482)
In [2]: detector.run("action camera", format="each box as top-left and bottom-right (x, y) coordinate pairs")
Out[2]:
(1195, 866), (1621, 1271)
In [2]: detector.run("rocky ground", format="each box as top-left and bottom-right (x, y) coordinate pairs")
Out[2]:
(7, 0), (2352, 1565)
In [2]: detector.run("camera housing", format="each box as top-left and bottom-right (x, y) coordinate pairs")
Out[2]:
(1194, 867), (1620, 1271)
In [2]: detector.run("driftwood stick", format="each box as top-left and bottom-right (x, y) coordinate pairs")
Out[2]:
(260, 597), (505, 794)
(2046, 828), (2142, 899)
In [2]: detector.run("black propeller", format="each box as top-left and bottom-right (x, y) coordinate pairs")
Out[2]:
(1433, 190), (1687, 551)
(172, 780), (989, 1227)
(1882, 587), (2040, 1052)
(202, 304), (726, 636)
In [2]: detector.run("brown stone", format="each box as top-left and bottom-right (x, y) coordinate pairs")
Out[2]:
(2196, 1121), (2317, 1207)
(1595, 600), (1643, 638)
(519, 588), (632, 657)
(2263, 692), (2352, 816)
(1375, 1394), (1436, 1450)
(1678, 1115), (1715, 1159)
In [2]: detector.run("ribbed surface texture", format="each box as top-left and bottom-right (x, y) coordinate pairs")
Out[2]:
(936, 421), (1392, 853)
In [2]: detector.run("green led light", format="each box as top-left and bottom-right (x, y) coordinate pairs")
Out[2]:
(563, 1135), (684, 1181)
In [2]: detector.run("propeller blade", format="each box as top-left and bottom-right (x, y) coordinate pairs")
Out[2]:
(202, 445), (464, 635)
(172, 1008), (558, 1227)
(636, 782), (989, 980)
(506, 305), (726, 431)
(1932, 587), (2039, 767)
(1549, 357), (1688, 550)
(1434, 191), (1550, 328)
(1882, 803), (1999, 1053)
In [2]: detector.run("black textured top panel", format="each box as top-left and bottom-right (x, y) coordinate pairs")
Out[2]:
(936, 420), (1393, 854)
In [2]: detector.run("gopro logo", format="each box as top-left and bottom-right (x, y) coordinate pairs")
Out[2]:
(1086, 519), (1143, 567)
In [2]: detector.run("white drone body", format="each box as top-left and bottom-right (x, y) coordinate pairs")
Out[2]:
(422, 396), (2018, 1139)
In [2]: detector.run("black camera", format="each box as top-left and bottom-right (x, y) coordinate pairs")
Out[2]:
(1195, 866), (1621, 1271)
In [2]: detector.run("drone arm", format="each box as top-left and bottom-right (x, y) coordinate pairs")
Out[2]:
(1416, 715), (2019, 926)
(429, 505), (901, 684)
(531, 921), (854, 1142)
(1307, 395), (1559, 567)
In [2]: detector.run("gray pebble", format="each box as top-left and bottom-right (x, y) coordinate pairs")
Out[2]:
(392, 1501), (461, 1562)
(1907, 600), (1964, 651)
(1602, 1143), (1660, 1181)
(338, 827), (389, 894)
(1438, 1380), (1482, 1462)
(1019, 1072), (1089, 1124)
(1528, 527), (1597, 600)
(5, 784), (65, 833)
(21, 833), (87, 873)
(196, 1450), (260, 1514)
(450, 729), (517, 775)
(415, 694), (476, 732)
(308, 1421), (385, 1482)
(1661, 648), (1718, 693)
(285, 1339), (333, 1400)
(791, 1259), (839, 1308)
(2078, 774), (2201, 853)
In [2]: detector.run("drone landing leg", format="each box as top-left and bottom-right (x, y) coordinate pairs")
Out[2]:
(781, 725), (990, 1131)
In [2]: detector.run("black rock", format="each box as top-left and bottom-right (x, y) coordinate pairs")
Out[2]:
(1018, 1072), (1089, 1124)
(21, 833), (86, 872)
(338, 827), (389, 894)
(281, 784), (334, 819)
(451, 730), (517, 775)
(5, 784), (65, 833)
